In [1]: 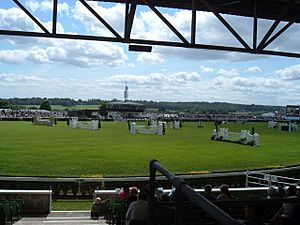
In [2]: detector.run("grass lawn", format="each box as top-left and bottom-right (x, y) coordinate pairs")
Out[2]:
(0, 121), (299, 177)
(52, 200), (92, 211)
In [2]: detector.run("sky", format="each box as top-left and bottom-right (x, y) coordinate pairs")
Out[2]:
(0, 0), (300, 106)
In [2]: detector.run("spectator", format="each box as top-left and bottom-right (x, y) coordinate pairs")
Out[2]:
(91, 197), (107, 220)
(217, 184), (232, 201)
(203, 184), (216, 201)
(127, 186), (139, 204)
(125, 192), (148, 225)
(243, 196), (265, 225)
(271, 185), (299, 225)
(119, 183), (130, 200)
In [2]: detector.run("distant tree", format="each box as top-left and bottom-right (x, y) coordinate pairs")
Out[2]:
(0, 99), (9, 108)
(40, 100), (51, 111)
(99, 102), (108, 117)
(251, 126), (255, 135)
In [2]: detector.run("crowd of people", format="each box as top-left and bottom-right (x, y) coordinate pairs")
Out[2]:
(90, 183), (299, 225)
(0, 109), (67, 118)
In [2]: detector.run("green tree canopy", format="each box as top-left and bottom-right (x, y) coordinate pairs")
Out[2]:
(40, 100), (52, 111)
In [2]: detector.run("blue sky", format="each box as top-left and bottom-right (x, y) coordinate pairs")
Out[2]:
(0, 0), (300, 106)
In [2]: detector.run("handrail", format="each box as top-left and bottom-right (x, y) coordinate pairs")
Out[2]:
(148, 159), (243, 225)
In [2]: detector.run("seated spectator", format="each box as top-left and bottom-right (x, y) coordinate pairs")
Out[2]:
(158, 192), (170, 202)
(127, 186), (139, 204)
(203, 184), (216, 201)
(91, 197), (107, 220)
(119, 183), (130, 200)
(217, 184), (232, 201)
(125, 192), (148, 225)
(271, 185), (299, 225)
(243, 196), (265, 225)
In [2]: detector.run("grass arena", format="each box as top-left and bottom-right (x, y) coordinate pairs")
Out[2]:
(0, 120), (299, 177)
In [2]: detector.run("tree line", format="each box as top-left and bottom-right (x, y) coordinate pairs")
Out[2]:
(0, 97), (285, 114)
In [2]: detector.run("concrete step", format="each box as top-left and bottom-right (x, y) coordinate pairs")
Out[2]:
(14, 211), (108, 225)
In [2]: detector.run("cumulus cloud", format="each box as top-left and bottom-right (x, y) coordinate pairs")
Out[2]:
(245, 66), (262, 73)
(200, 65), (214, 73)
(217, 69), (239, 77)
(136, 52), (164, 64)
(0, 40), (127, 67)
(274, 64), (300, 80)
(26, 0), (69, 14)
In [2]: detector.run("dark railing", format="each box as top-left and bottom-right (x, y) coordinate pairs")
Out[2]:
(148, 159), (243, 225)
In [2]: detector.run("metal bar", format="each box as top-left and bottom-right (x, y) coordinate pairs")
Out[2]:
(53, 0), (58, 34)
(149, 160), (157, 225)
(1, 29), (300, 58)
(79, 0), (122, 39)
(124, 1), (137, 42)
(200, 0), (251, 50)
(257, 0), (295, 50)
(253, 0), (257, 50)
(191, 0), (196, 45)
(142, 0), (189, 44)
(12, 0), (49, 34)
(124, 1), (129, 40)
(151, 160), (243, 225)
(262, 21), (294, 49)
(175, 188), (184, 225)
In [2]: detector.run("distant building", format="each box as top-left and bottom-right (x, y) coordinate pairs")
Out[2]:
(68, 109), (100, 119)
(107, 86), (145, 120)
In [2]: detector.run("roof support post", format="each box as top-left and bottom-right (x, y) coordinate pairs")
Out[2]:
(253, 0), (257, 50)
(124, 0), (137, 42)
(191, 0), (197, 45)
(53, 0), (58, 34)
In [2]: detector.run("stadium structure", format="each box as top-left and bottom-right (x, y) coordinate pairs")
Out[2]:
(106, 86), (145, 120)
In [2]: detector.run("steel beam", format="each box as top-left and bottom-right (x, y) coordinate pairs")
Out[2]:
(257, 0), (295, 50)
(191, 0), (197, 45)
(53, 0), (58, 34)
(12, 0), (49, 34)
(201, 0), (251, 50)
(142, 0), (189, 44)
(124, 0), (137, 42)
(79, 0), (122, 39)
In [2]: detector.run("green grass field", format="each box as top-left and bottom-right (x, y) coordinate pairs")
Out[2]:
(0, 121), (299, 177)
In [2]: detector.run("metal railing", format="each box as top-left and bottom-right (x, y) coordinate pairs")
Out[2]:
(148, 160), (243, 225)
(246, 171), (300, 187)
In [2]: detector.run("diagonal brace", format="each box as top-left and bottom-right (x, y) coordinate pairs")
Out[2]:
(142, 0), (189, 44)
(201, 0), (251, 50)
(79, 0), (122, 39)
(13, 0), (49, 34)
(257, 0), (295, 50)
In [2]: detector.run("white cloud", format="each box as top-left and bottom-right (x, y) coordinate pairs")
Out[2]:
(136, 52), (164, 64)
(26, 0), (69, 14)
(0, 40), (127, 67)
(274, 64), (300, 80)
(217, 69), (239, 77)
(200, 65), (214, 73)
(245, 66), (262, 73)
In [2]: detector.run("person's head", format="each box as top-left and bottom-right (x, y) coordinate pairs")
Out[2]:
(267, 186), (277, 199)
(95, 197), (102, 204)
(130, 186), (139, 195)
(159, 193), (170, 202)
(204, 184), (213, 194)
(220, 184), (229, 194)
(123, 183), (130, 193)
(286, 185), (297, 197)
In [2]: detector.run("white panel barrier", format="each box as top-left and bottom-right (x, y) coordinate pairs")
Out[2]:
(33, 117), (55, 127)
(212, 128), (260, 146)
(130, 122), (164, 135)
(69, 117), (99, 130)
